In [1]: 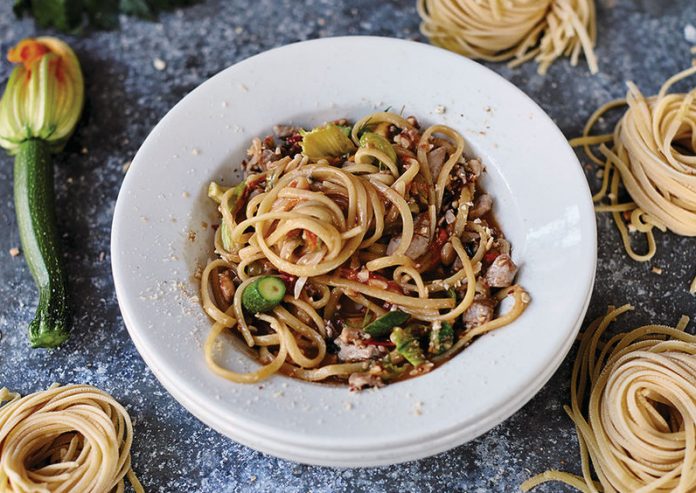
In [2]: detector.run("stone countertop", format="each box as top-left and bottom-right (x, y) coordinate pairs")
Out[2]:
(0, 1), (694, 492)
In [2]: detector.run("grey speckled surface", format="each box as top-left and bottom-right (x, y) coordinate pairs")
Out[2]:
(1, 1), (695, 492)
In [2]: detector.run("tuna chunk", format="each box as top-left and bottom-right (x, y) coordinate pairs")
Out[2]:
(427, 146), (447, 179)
(349, 372), (384, 391)
(467, 159), (484, 178)
(462, 298), (495, 329)
(218, 270), (235, 304)
(469, 194), (492, 219)
(484, 254), (518, 288)
(335, 338), (381, 362)
(386, 213), (431, 259)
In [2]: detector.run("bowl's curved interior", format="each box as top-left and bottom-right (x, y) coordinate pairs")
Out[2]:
(111, 36), (596, 466)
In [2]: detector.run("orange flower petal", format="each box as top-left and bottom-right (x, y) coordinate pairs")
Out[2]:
(7, 39), (51, 71)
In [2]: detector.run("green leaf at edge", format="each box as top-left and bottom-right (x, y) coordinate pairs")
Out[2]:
(31, 0), (84, 32)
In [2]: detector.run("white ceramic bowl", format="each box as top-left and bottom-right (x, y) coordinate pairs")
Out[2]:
(111, 36), (596, 467)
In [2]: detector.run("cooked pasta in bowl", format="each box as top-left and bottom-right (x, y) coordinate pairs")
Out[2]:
(111, 37), (596, 466)
(202, 112), (529, 390)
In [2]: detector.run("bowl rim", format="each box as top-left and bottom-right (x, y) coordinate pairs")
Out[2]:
(111, 35), (597, 466)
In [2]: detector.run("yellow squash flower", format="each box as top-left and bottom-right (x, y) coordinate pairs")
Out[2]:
(0, 37), (84, 154)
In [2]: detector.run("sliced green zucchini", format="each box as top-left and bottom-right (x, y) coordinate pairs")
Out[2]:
(300, 123), (356, 159)
(363, 310), (410, 338)
(242, 276), (286, 313)
(428, 321), (454, 356)
(359, 131), (397, 165)
(390, 327), (426, 367)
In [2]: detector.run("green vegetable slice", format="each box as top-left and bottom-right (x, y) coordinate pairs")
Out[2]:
(300, 123), (356, 159)
(209, 179), (246, 251)
(359, 131), (397, 165)
(363, 310), (410, 338)
(207, 182), (228, 203)
(428, 322), (454, 356)
(390, 327), (426, 367)
(208, 179), (245, 205)
(242, 276), (286, 313)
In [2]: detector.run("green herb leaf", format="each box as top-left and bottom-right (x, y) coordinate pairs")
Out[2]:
(13, 0), (201, 32)
(84, 0), (119, 29)
(13, 0), (31, 17)
(119, 0), (152, 18)
(28, 0), (83, 31)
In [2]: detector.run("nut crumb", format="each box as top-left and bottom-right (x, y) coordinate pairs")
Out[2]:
(9, 247), (20, 257)
(187, 230), (197, 242)
(344, 402), (353, 411)
(414, 401), (423, 416)
(182, 191), (190, 198)
(651, 266), (663, 275)
(122, 161), (131, 173)
(435, 104), (446, 114)
(98, 251), (105, 262)
(153, 58), (167, 71)
(685, 24), (696, 43)
(239, 83), (248, 92)
(249, 475), (257, 482)
(191, 148), (200, 156)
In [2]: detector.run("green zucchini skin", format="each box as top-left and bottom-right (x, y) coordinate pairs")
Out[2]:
(363, 310), (410, 338)
(14, 139), (70, 348)
(242, 276), (286, 313)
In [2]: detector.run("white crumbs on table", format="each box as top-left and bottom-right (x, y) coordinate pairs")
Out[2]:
(685, 24), (696, 44)
(153, 58), (167, 71)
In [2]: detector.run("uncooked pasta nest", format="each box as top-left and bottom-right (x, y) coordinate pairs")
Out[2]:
(522, 305), (696, 493)
(0, 384), (143, 493)
(572, 64), (696, 293)
(417, 0), (598, 75)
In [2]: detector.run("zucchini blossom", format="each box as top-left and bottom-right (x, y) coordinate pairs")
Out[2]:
(0, 37), (84, 348)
